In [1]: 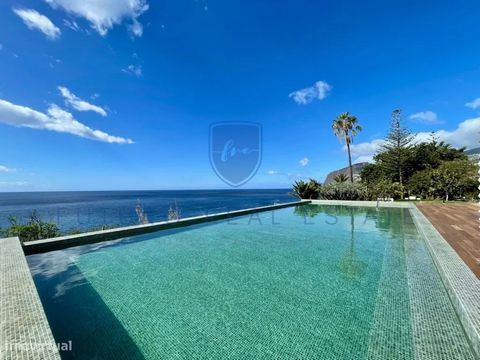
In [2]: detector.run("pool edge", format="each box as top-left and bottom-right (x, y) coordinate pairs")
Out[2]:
(313, 200), (480, 357)
(409, 204), (480, 358)
(0, 237), (61, 359)
(22, 200), (310, 254)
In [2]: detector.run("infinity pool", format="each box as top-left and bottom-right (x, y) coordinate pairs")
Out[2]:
(27, 205), (476, 359)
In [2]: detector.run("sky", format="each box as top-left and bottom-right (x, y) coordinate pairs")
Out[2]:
(1, 0), (479, 191)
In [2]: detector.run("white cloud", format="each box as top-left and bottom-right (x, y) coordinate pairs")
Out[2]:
(122, 64), (143, 77)
(415, 117), (480, 149)
(465, 98), (480, 110)
(353, 155), (375, 164)
(289, 80), (332, 105)
(58, 86), (107, 116)
(409, 111), (441, 124)
(266, 170), (304, 181)
(344, 117), (480, 163)
(128, 19), (143, 37)
(346, 139), (385, 163)
(0, 99), (133, 144)
(45, 55), (62, 69)
(45, 0), (149, 37)
(0, 181), (29, 187)
(13, 8), (61, 40)
(299, 157), (310, 167)
(0, 165), (16, 173)
(63, 19), (81, 32)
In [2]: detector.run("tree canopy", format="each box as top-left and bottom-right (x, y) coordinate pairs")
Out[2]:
(360, 118), (478, 200)
(376, 109), (415, 186)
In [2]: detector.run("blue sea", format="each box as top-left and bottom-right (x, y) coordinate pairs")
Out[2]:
(0, 190), (295, 233)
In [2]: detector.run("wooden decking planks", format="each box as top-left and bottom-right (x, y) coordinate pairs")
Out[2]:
(417, 203), (480, 278)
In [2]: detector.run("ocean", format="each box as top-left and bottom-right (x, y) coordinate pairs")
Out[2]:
(0, 190), (296, 233)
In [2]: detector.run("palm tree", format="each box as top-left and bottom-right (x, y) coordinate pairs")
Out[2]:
(291, 179), (320, 199)
(332, 112), (362, 182)
(334, 173), (349, 183)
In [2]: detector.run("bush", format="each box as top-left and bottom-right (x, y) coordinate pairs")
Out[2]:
(334, 174), (349, 183)
(2, 212), (60, 242)
(291, 179), (321, 199)
(318, 182), (369, 200)
(368, 180), (404, 200)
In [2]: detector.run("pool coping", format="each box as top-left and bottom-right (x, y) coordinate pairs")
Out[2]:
(0, 237), (61, 359)
(309, 199), (412, 208)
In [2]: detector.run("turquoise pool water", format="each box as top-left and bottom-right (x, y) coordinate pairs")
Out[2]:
(28, 205), (476, 359)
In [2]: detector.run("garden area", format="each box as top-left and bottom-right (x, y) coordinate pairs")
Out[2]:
(292, 110), (479, 201)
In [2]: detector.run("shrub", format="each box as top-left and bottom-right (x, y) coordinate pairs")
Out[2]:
(292, 179), (321, 199)
(135, 200), (149, 224)
(318, 182), (369, 200)
(3, 212), (60, 242)
(334, 174), (349, 183)
(167, 200), (182, 220)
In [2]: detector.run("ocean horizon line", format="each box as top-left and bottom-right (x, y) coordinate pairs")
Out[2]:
(0, 188), (293, 194)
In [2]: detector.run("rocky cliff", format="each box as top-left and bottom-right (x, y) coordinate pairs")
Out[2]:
(323, 162), (368, 185)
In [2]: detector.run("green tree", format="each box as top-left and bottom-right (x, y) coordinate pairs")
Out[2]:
(377, 109), (414, 186)
(407, 169), (436, 199)
(332, 112), (362, 183)
(359, 163), (385, 186)
(433, 160), (478, 201)
(368, 179), (404, 200)
(407, 132), (467, 175)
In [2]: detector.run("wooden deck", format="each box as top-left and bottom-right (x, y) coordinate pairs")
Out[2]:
(417, 203), (480, 278)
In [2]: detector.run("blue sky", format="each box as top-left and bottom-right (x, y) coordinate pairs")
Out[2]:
(1, 0), (479, 191)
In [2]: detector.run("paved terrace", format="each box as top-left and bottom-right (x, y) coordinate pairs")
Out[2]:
(417, 203), (480, 278)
